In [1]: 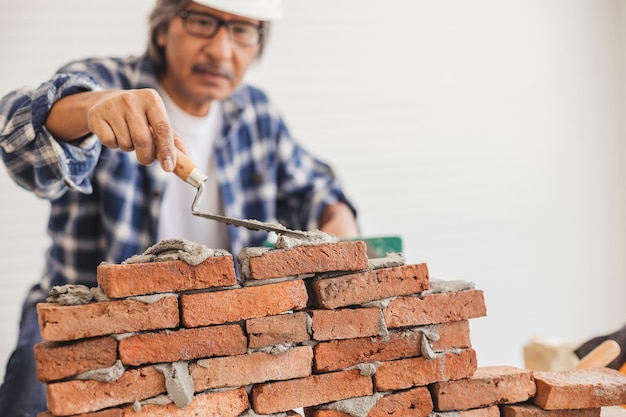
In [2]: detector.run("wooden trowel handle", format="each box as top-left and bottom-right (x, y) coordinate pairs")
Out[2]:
(173, 150), (207, 188)
(574, 339), (621, 370)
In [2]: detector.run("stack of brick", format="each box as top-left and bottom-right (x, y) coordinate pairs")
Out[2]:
(33, 239), (626, 417)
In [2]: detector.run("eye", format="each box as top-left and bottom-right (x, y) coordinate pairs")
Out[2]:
(190, 15), (217, 30)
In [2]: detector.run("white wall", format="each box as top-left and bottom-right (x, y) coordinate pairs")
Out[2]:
(1, 0), (625, 382)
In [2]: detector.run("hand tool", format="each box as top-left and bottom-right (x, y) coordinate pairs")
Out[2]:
(574, 339), (621, 370)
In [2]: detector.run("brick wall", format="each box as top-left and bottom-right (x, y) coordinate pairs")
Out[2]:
(34, 240), (626, 417)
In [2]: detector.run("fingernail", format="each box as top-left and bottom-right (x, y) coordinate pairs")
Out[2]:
(162, 156), (174, 172)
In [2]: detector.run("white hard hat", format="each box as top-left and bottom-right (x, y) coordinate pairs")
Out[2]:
(193, 0), (283, 21)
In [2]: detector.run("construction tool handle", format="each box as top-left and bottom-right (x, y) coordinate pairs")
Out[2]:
(574, 339), (621, 370)
(173, 150), (207, 188)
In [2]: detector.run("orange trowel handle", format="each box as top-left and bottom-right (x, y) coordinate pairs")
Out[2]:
(574, 339), (621, 370)
(172, 150), (207, 188)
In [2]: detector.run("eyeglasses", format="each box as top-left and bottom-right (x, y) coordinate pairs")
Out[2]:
(178, 10), (264, 47)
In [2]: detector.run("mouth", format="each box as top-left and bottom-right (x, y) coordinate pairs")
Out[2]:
(192, 62), (235, 81)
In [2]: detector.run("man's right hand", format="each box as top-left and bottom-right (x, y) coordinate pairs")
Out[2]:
(45, 89), (179, 172)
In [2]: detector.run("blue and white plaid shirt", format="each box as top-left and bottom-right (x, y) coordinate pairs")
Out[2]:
(0, 55), (354, 299)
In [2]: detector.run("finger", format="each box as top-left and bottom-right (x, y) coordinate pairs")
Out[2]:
(125, 113), (155, 166)
(87, 102), (133, 151)
(173, 133), (188, 156)
(144, 92), (175, 172)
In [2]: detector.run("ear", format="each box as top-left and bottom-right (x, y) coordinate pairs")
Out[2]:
(156, 27), (167, 48)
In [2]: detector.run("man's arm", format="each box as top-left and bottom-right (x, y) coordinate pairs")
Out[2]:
(319, 202), (359, 238)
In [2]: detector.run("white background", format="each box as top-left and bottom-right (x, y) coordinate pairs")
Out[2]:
(1, 0), (625, 381)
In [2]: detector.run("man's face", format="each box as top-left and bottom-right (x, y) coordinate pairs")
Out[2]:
(157, 2), (261, 115)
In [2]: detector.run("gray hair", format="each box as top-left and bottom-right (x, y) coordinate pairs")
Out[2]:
(146, 0), (271, 76)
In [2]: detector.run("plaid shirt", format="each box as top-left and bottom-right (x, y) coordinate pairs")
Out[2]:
(0, 55), (354, 300)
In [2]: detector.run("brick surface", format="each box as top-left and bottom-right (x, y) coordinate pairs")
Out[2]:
(532, 368), (626, 410)
(462, 405), (502, 417)
(38, 409), (122, 417)
(374, 348), (477, 391)
(35, 336), (118, 382)
(251, 369), (373, 414)
(307, 405), (500, 417)
(190, 345), (313, 390)
(46, 366), (166, 416)
(119, 324), (247, 366)
(97, 256), (237, 298)
(311, 263), (429, 309)
(239, 241), (369, 280)
(368, 386), (433, 417)
(431, 366), (536, 411)
(501, 403), (601, 417)
(37, 296), (179, 342)
(119, 387), (250, 417)
(181, 279), (308, 327)
(383, 289), (486, 328)
(246, 311), (310, 348)
(311, 307), (381, 341)
(314, 321), (473, 373)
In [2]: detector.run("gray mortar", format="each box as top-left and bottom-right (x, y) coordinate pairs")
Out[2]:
(362, 296), (395, 309)
(368, 252), (406, 270)
(154, 361), (194, 409)
(424, 279), (474, 294)
(76, 360), (124, 382)
(274, 229), (338, 249)
(237, 246), (272, 279)
(376, 310), (389, 336)
(431, 412), (462, 417)
(124, 238), (227, 266)
(348, 362), (379, 377)
(134, 395), (172, 413)
(46, 285), (110, 305)
(239, 410), (291, 417)
(128, 293), (177, 304)
(318, 392), (386, 417)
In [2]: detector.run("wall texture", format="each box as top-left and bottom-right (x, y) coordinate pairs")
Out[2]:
(1, 0), (625, 381)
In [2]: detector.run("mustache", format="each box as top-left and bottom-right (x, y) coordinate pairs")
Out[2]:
(192, 61), (235, 81)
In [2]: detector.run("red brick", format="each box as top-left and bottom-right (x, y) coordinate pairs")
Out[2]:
(532, 368), (626, 410)
(383, 289), (486, 329)
(240, 241), (369, 280)
(374, 348), (477, 391)
(311, 307), (381, 341)
(38, 409), (122, 417)
(246, 311), (310, 349)
(181, 280), (308, 327)
(97, 256), (237, 298)
(307, 406), (499, 417)
(251, 369), (373, 414)
(462, 406), (501, 417)
(37, 296), (179, 342)
(190, 345), (313, 390)
(501, 403), (601, 417)
(119, 387), (250, 417)
(314, 321), (473, 373)
(431, 366), (536, 411)
(119, 324), (246, 366)
(35, 336), (118, 382)
(311, 263), (429, 309)
(46, 366), (166, 416)
(305, 411), (352, 417)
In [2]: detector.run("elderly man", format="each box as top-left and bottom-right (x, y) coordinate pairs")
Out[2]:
(0, 0), (358, 415)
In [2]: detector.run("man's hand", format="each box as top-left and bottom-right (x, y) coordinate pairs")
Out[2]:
(45, 89), (180, 172)
(319, 202), (359, 238)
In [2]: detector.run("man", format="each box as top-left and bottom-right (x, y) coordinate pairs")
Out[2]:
(0, 0), (358, 415)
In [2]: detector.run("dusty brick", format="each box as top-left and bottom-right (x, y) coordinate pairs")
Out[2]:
(46, 366), (165, 416)
(307, 405), (499, 417)
(374, 348), (477, 391)
(246, 311), (310, 348)
(191, 345), (313, 390)
(251, 369), (373, 414)
(314, 321), (473, 373)
(311, 263), (429, 309)
(34, 336), (118, 382)
(383, 289), (486, 329)
(181, 279), (308, 327)
(462, 405), (502, 417)
(97, 255), (237, 298)
(431, 366), (536, 411)
(37, 296), (179, 342)
(311, 307), (382, 341)
(532, 368), (626, 410)
(239, 240), (369, 280)
(119, 324), (247, 366)
(38, 409), (123, 417)
(501, 403), (601, 417)
(119, 387), (250, 417)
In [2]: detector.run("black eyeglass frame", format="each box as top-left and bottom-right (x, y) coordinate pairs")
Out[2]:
(177, 10), (265, 47)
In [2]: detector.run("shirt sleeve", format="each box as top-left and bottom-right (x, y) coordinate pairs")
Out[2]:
(0, 70), (103, 200)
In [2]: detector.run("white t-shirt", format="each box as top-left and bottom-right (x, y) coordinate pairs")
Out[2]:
(156, 88), (230, 250)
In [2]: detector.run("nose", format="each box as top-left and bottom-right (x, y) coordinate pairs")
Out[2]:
(202, 25), (233, 60)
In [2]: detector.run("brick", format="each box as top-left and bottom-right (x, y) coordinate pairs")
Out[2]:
(382, 289), (486, 329)
(239, 241), (369, 280)
(181, 279), (308, 327)
(247, 311), (310, 349)
(311, 263), (429, 309)
(34, 336), (118, 382)
(119, 387), (250, 417)
(532, 368), (626, 410)
(119, 324), (247, 366)
(308, 405), (500, 417)
(431, 366), (536, 411)
(374, 348), (477, 391)
(501, 403), (601, 417)
(311, 307), (382, 341)
(251, 369), (373, 414)
(190, 345), (313, 390)
(37, 296), (179, 342)
(462, 405), (502, 417)
(97, 256), (237, 298)
(38, 409), (122, 417)
(46, 366), (166, 416)
(314, 321), (473, 373)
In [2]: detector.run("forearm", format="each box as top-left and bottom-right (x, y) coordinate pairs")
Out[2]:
(319, 202), (359, 238)
(45, 91), (102, 141)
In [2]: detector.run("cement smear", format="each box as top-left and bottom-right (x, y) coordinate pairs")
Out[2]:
(46, 285), (110, 305)
(368, 252), (406, 270)
(274, 229), (338, 249)
(124, 238), (227, 266)
(237, 246), (272, 278)
(318, 392), (385, 417)
(425, 279), (474, 294)
(154, 361), (194, 409)
(76, 360), (124, 382)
